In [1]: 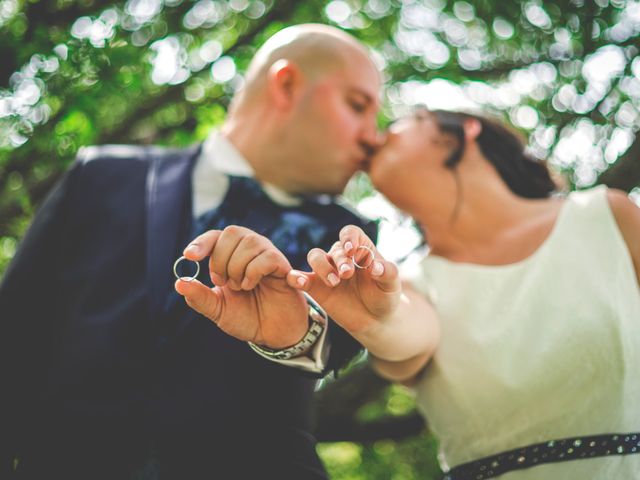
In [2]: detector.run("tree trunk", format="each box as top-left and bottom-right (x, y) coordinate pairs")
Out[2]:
(597, 132), (640, 192)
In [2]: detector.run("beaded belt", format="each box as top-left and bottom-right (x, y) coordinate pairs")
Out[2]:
(444, 432), (640, 480)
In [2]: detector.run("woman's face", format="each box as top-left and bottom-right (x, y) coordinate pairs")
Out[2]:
(367, 111), (456, 212)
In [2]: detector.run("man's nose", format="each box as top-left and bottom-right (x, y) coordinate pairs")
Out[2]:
(361, 122), (385, 152)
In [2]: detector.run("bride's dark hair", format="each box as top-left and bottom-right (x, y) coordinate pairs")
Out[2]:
(400, 109), (558, 254)
(429, 109), (557, 199)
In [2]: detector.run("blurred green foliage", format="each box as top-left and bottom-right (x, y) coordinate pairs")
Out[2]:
(314, 363), (443, 479)
(319, 433), (442, 480)
(2, 0), (640, 272)
(1, 0), (639, 476)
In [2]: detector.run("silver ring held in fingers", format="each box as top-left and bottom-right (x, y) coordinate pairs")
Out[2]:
(173, 256), (200, 282)
(352, 245), (375, 269)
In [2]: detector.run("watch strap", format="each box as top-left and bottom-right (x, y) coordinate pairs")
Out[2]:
(248, 292), (328, 360)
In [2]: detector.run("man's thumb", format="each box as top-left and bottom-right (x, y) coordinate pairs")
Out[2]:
(175, 278), (223, 324)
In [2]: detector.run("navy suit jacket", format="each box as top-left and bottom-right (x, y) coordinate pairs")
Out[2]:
(0, 144), (377, 479)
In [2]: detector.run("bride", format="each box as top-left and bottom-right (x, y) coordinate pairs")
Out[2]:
(288, 108), (640, 479)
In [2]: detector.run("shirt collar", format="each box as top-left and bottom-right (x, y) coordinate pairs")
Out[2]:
(198, 130), (303, 207)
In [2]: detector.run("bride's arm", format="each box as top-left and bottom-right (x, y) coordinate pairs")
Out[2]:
(286, 225), (440, 384)
(360, 283), (440, 383)
(607, 189), (640, 285)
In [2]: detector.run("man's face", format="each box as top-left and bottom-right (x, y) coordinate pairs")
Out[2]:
(289, 54), (381, 195)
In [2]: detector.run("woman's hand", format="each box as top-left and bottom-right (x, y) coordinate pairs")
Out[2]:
(286, 225), (401, 335)
(286, 224), (439, 382)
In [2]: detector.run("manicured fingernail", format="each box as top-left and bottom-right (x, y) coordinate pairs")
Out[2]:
(185, 244), (200, 255)
(296, 275), (307, 287)
(371, 261), (384, 277)
(344, 241), (353, 253)
(339, 263), (350, 274)
(328, 273), (339, 286)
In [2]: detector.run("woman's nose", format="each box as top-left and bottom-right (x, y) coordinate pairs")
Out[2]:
(388, 118), (414, 134)
(374, 130), (389, 147)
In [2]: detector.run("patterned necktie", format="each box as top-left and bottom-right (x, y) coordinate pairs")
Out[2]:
(194, 175), (331, 270)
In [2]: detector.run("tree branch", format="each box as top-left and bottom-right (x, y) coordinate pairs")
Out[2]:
(0, 0), (301, 236)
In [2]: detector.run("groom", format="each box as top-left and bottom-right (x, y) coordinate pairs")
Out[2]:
(0, 24), (381, 479)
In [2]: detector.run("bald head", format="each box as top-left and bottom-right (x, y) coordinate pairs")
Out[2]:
(229, 24), (375, 113)
(222, 23), (381, 196)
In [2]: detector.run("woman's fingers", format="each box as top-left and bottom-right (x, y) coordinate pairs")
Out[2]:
(299, 226), (398, 291)
(338, 224), (399, 291)
(338, 225), (373, 257)
(286, 247), (339, 299)
(369, 257), (400, 293)
(307, 248), (340, 287)
(285, 270), (332, 304)
(328, 241), (355, 280)
(337, 225), (383, 273)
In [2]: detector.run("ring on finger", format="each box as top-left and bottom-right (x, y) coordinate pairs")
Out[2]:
(352, 245), (375, 269)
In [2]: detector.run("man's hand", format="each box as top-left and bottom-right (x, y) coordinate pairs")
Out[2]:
(174, 226), (308, 349)
(286, 225), (401, 335)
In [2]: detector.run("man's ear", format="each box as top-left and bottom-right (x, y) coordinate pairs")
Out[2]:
(267, 59), (303, 110)
(463, 118), (482, 142)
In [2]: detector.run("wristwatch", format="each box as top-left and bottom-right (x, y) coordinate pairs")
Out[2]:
(248, 292), (328, 361)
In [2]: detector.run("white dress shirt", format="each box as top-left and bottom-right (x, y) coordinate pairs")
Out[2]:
(191, 131), (329, 373)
